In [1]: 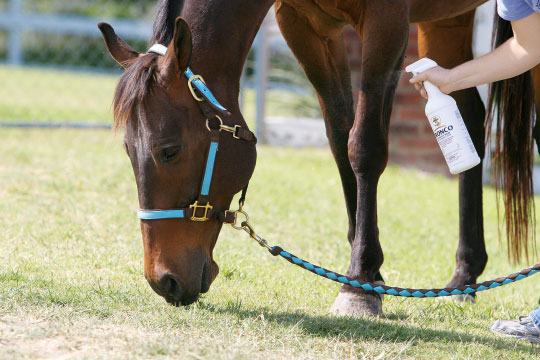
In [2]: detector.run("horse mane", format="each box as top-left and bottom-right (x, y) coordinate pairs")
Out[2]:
(113, 54), (159, 128)
(113, 0), (184, 128)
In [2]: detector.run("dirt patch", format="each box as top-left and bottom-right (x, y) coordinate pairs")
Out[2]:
(0, 313), (157, 359)
(0, 315), (71, 359)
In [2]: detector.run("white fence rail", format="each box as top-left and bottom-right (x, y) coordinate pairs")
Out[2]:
(0, 0), (152, 66)
(0, 1), (287, 142)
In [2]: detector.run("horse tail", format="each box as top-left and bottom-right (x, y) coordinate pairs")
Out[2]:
(486, 14), (536, 263)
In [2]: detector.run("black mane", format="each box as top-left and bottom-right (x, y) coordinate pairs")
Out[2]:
(151, 0), (185, 45)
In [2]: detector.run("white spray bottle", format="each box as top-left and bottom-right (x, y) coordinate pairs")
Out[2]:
(405, 58), (480, 174)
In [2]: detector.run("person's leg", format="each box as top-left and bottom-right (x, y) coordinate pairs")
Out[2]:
(529, 306), (540, 330)
(490, 306), (540, 343)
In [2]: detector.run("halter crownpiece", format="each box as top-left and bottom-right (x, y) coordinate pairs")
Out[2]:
(148, 44), (168, 56)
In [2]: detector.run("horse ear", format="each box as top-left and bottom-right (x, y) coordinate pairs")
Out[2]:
(98, 22), (140, 68)
(163, 17), (192, 75)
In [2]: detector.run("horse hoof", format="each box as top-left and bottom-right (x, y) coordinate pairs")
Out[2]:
(329, 289), (383, 317)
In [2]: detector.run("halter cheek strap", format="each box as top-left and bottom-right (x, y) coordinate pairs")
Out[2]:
(137, 44), (255, 223)
(184, 67), (228, 113)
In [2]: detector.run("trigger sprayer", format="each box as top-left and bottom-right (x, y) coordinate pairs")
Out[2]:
(405, 58), (480, 174)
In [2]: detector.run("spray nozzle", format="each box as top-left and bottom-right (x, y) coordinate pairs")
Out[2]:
(405, 58), (438, 76)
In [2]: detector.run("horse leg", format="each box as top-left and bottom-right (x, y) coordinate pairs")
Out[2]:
(329, 5), (409, 317)
(417, 11), (488, 298)
(275, 3), (358, 246)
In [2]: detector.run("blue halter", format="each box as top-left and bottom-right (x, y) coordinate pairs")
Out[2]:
(137, 44), (255, 223)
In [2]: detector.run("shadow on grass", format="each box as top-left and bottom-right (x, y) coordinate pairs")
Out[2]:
(198, 301), (540, 355)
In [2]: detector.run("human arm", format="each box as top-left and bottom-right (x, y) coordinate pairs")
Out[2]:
(410, 12), (540, 98)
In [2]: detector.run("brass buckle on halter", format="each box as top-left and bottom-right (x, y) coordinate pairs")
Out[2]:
(189, 201), (213, 221)
(229, 208), (271, 249)
(220, 124), (242, 139)
(187, 75), (206, 102)
(206, 116), (241, 139)
(230, 209), (249, 230)
(206, 116), (223, 132)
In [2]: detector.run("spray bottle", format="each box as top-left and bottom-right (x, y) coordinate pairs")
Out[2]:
(405, 58), (480, 174)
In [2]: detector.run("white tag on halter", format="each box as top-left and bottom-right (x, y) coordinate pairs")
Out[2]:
(148, 44), (168, 56)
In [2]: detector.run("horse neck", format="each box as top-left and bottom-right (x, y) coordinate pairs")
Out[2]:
(183, 0), (275, 92)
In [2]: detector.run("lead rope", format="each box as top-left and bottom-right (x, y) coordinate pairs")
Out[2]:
(229, 210), (540, 298)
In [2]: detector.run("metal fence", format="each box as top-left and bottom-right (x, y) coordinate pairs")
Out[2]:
(0, 0), (321, 143)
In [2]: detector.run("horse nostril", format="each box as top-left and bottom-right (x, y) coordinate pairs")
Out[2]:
(158, 273), (185, 303)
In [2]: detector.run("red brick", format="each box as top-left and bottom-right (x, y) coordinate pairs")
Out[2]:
(397, 75), (418, 88)
(406, 45), (418, 57)
(389, 153), (418, 165)
(423, 125), (435, 135)
(390, 123), (418, 135)
(399, 109), (426, 121)
(394, 92), (422, 105)
(399, 138), (439, 150)
(403, 56), (420, 67)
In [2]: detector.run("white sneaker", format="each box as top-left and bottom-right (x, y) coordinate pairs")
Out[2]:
(490, 316), (540, 343)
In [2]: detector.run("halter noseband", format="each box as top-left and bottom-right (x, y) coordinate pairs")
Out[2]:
(137, 44), (256, 223)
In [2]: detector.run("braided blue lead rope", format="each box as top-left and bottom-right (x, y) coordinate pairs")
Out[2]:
(269, 246), (540, 298)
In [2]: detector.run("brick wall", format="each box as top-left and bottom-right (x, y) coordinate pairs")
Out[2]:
(343, 25), (448, 174)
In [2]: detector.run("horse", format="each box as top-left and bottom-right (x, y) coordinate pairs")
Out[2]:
(98, 0), (539, 316)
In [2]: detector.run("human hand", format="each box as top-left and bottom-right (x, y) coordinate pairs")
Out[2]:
(409, 66), (453, 99)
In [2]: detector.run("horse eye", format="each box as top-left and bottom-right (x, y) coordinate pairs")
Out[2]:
(159, 146), (181, 163)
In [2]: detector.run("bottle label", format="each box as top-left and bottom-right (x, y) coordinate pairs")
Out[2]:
(454, 110), (477, 154)
(428, 106), (479, 171)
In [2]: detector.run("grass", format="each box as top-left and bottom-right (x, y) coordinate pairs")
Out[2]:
(1, 128), (540, 359)
(0, 64), (321, 125)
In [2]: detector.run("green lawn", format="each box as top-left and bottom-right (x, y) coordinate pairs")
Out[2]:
(0, 65), (321, 125)
(1, 128), (540, 359)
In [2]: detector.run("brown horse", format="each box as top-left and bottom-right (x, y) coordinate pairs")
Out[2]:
(99, 0), (538, 316)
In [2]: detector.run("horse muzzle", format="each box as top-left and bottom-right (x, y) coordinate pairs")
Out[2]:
(146, 259), (218, 306)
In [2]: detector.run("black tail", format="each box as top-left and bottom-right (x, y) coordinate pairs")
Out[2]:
(486, 13), (537, 263)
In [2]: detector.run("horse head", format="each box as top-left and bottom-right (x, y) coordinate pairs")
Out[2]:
(99, 17), (257, 306)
